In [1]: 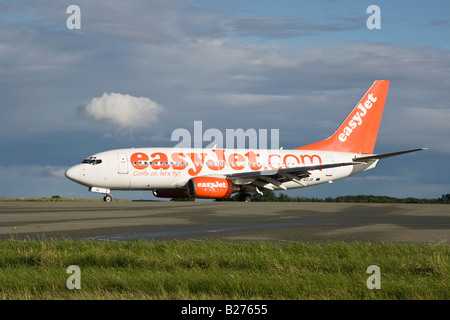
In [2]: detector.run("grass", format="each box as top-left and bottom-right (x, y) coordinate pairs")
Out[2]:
(0, 240), (448, 300)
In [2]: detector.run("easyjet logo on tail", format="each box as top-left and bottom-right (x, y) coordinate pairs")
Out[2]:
(339, 93), (377, 142)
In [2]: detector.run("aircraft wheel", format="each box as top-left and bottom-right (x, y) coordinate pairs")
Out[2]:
(103, 194), (113, 202)
(238, 193), (253, 202)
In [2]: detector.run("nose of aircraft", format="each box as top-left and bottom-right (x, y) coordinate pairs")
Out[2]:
(65, 165), (80, 182)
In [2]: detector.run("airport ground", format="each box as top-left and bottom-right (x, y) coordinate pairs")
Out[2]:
(0, 201), (449, 301)
(0, 201), (449, 242)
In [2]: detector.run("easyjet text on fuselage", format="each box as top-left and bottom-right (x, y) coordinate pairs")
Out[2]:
(129, 150), (323, 177)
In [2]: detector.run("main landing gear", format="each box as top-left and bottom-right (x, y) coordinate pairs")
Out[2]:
(103, 194), (113, 202)
(216, 192), (253, 202)
(237, 192), (253, 202)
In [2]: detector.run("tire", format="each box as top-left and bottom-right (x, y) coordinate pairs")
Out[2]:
(103, 194), (113, 202)
(238, 193), (252, 202)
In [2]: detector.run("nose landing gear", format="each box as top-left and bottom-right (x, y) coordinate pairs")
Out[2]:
(89, 187), (112, 202)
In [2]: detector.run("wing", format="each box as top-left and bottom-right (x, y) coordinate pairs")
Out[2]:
(224, 161), (358, 191)
(224, 148), (427, 192)
(173, 148), (426, 193)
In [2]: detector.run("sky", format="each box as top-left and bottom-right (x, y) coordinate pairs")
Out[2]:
(0, 0), (449, 200)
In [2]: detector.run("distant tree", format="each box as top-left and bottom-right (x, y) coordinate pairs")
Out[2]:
(229, 191), (449, 203)
(250, 190), (278, 202)
(440, 194), (450, 203)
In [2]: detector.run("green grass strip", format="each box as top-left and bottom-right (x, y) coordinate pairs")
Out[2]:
(0, 240), (448, 299)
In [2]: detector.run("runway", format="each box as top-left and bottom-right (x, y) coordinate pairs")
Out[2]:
(0, 201), (449, 242)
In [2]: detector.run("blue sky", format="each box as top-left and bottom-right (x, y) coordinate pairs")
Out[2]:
(0, 0), (449, 200)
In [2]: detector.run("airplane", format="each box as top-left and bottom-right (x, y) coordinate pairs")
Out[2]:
(65, 80), (426, 202)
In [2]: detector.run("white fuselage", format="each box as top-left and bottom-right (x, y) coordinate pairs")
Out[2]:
(65, 147), (377, 191)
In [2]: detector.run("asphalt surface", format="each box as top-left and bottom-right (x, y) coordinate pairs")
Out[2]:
(0, 201), (449, 242)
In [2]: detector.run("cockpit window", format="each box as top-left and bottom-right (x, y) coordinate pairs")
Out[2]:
(81, 157), (102, 165)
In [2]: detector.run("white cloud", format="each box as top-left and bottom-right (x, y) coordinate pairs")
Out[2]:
(85, 93), (164, 129)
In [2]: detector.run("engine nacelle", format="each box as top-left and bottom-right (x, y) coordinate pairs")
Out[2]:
(153, 188), (189, 199)
(187, 177), (235, 199)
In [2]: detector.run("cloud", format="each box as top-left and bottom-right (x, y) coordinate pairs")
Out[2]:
(85, 93), (164, 129)
(218, 93), (292, 106)
(1, 0), (449, 200)
(226, 15), (362, 39)
(0, 165), (72, 198)
(0, 165), (67, 180)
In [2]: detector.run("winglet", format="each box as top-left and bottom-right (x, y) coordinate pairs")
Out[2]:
(352, 148), (427, 162)
(297, 80), (390, 154)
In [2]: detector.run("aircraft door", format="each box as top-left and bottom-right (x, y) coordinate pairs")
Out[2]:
(118, 153), (129, 174)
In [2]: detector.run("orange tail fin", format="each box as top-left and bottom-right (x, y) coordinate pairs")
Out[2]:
(296, 80), (390, 154)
